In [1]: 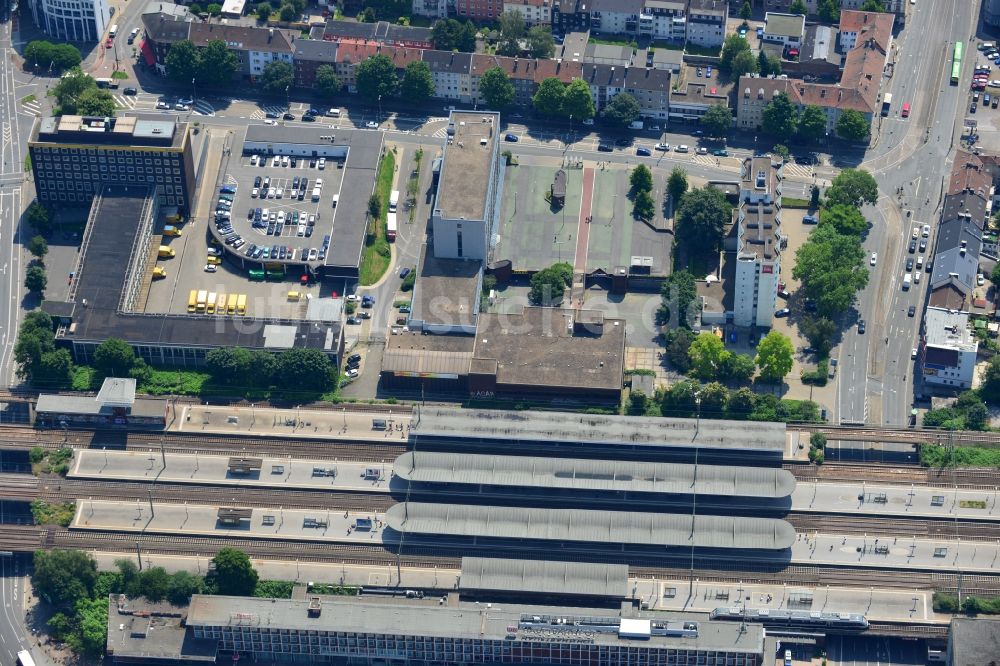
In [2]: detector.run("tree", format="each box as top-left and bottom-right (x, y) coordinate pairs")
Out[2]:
(27, 202), (52, 235)
(165, 40), (200, 84)
(527, 25), (555, 58)
(400, 61), (434, 103)
(792, 224), (870, 317)
(431, 18), (476, 52)
(76, 597), (110, 654)
(255, 2), (272, 21)
(772, 143), (790, 160)
(532, 77), (565, 116)
(358, 7), (376, 21)
(206, 347), (254, 386)
(211, 548), (259, 596)
(93, 338), (137, 377)
(789, 0), (807, 14)
(168, 571), (204, 605)
(762, 92), (798, 137)
(199, 39), (239, 87)
(767, 55), (782, 76)
(355, 54), (398, 102)
(73, 88), (116, 116)
(818, 0), (840, 22)
(279, 3), (296, 21)
(739, 0), (752, 20)
(991, 262), (1000, 286)
(699, 382), (730, 415)
(980, 356), (1000, 403)
(25, 265), (46, 293)
(819, 203), (868, 235)
(860, 0), (885, 10)
(799, 316), (837, 355)
(368, 193), (382, 219)
(701, 104), (733, 137)
(36, 349), (73, 388)
(206, 2), (223, 15)
(756, 331), (794, 383)
(24, 41), (81, 72)
(479, 66), (515, 108)
(810, 184), (821, 209)
(730, 49), (759, 78)
(276, 348), (336, 392)
(633, 190), (655, 220)
(315, 64), (341, 98)
(757, 49), (771, 77)
(496, 10), (526, 56)
(28, 235), (48, 260)
(189, 2), (204, 13)
(728, 386), (756, 416)
(33, 549), (98, 607)
(720, 34), (752, 73)
(14, 311), (55, 378)
(688, 332), (731, 380)
(662, 327), (695, 371)
(629, 164), (653, 194)
(627, 390), (649, 415)
(137, 567), (171, 602)
(659, 270), (697, 329)
(529, 261), (573, 305)
(836, 108), (871, 142)
(826, 168), (878, 208)
(723, 353), (757, 382)
(675, 187), (732, 257)
(562, 78), (595, 120)
(796, 105), (828, 143)
(667, 167), (688, 204)
(602, 92), (641, 127)
(260, 60), (294, 95)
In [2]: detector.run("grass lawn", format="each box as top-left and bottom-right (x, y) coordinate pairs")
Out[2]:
(31, 500), (76, 526)
(111, 71), (129, 80)
(589, 36), (638, 48)
(684, 43), (722, 57)
(781, 196), (811, 209)
(359, 151), (395, 286)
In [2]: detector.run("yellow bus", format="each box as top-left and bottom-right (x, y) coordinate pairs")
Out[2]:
(226, 293), (238, 315)
(236, 294), (247, 316)
(216, 293), (227, 313)
(206, 292), (217, 314)
(196, 290), (208, 312)
(187, 290), (198, 313)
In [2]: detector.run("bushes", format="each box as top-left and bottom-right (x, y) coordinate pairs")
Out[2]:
(24, 41), (82, 72)
(920, 443), (1000, 468)
(628, 379), (821, 422)
(934, 592), (1000, 614)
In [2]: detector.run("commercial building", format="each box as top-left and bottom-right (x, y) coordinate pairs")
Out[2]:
(26, 0), (110, 43)
(180, 594), (766, 666)
(761, 12), (805, 50)
(733, 157), (784, 328)
(948, 618), (1000, 666)
(920, 307), (978, 391)
(35, 377), (166, 429)
(29, 115), (196, 211)
(432, 112), (503, 261)
(685, 0), (727, 48)
(669, 68), (731, 122)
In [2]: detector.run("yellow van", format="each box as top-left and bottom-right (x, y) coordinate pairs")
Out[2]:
(162, 225), (182, 237)
(157, 245), (175, 258)
(187, 290), (198, 313)
(152, 266), (167, 279)
(216, 293), (227, 312)
(196, 290), (208, 312)
(236, 294), (247, 316)
(226, 293), (238, 314)
(206, 292), (217, 314)
(287, 291), (301, 301)
(206, 255), (221, 265)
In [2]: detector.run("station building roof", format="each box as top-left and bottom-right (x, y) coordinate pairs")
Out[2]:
(412, 407), (786, 454)
(385, 503), (796, 550)
(460, 558), (628, 599)
(394, 452), (796, 498)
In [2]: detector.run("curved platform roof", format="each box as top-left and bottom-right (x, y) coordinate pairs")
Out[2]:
(385, 503), (796, 550)
(394, 452), (796, 498)
(412, 407), (785, 453)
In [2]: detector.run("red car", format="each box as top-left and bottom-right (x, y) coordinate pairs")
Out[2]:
(105, 38), (113, 48)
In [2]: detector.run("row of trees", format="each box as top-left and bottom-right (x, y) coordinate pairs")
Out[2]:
(720, 34), (780, 80)
(24, 40), (82, 73)
(762, 91), (871, 143)
(629, 164), (656, 221)
(52, 68), (116, 117)
(165, 39), (239, 88)
(682, 330), (794, 383)
(627, 378), (821, 422)
(353, 54), (435, 103)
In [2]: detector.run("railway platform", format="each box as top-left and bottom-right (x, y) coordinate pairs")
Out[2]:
(792, 480), (1000, 520)
(172, 404), (412, 442)
(69, 450), (394, 494)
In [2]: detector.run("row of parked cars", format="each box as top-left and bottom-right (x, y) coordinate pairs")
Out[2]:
(251, 206), (317, 239)
(214, 185), (246, 252)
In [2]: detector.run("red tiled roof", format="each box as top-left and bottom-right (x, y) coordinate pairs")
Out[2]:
(838, 9), (893, 51)
(335, 40), (381, 64)
(948, 150), (993, 197)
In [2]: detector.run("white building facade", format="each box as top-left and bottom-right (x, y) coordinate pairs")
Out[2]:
(733, 157), (783, 328)
(921, 307), (978, 390)
(28, 0), (110, 43)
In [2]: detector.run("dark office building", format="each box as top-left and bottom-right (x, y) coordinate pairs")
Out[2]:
(29, 115), (196, 212)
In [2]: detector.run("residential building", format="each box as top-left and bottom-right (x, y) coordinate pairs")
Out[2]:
(423, 50), (474, 103)
(412, 0), (449, 18)
(333, 40), (381, 92)
(180, 594), (765, 666)
(668, 65), (731, 122)
(432, 112), (503, 261)
(685, 0), (727, 49)
(455, 0), (504, 20)
(26, 0), (110, 42)
(839, 0), (905, 26)
(581, 63), (670, 119)
(761, 12), (805, 50)
(504, 0), (553, 26)
(139, 10), (196, 73)
(837, 9), (893, 52)
(735, 76), (800, 130)
(186, 23), (295, 80)
(644, 0), (686, 42)
(314, 20), (434, 49)
(927, 206), (985, 312)
(292, 38), (339, 89)
(785, 24), (840, 79)
(552, 0), (592, 33)
(921, 307), (978, 391)
(733, 156), (784, 328)
(29, 115), (196, 210)
(589, 0), (644, 36)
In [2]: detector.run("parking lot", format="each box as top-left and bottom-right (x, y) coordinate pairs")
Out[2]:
(214, 150), (345, 267)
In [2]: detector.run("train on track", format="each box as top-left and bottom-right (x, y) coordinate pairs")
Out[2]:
(710, 607), (869, 630)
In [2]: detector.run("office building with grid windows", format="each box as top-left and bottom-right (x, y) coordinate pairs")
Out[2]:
(29, 115), (196, 212)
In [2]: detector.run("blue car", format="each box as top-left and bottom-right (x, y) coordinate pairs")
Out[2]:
(636, 147), (651, 156)
(220, 185), (236, 194)
(505, 133), (519, 142)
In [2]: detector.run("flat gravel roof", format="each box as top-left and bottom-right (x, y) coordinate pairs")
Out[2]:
(394, 452), (796, 498)
(386, 503), (796, 550)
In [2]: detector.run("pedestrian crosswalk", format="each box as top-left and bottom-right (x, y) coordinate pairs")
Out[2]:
(115, 94), (137, 110)
(20, 97), (41, 116)
(192, 100), (215, 116)
(782, 163), (815, 179)
(251, 105), (285, 120)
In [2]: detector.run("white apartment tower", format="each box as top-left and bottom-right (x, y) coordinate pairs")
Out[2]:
(733, 157), (784, 328)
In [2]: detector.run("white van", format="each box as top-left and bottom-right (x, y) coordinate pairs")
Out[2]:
(389, 190), (400, 213)
(108, 24), (119, 37)
(331, 194), (339, 207)
(902, 273), (912, 290)
(311, 187), (321, 201)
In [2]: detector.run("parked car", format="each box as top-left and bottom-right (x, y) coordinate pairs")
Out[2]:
(654, 143), (670, 151)
(504, 133), (519, 142)
(775, 308), (791, 318)
(636, 147), (651, 156)
(712, 148), (729, 157)
(399, 267), (411, 279)
(858, 320), (866, 333)
(123, 87), (137, 95)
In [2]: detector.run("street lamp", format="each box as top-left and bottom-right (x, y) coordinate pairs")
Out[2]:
(285, 84), (290, 111)
(689, 393), (702, 598)
(378, 94), (382, 121)
(191, 78), (196, 103)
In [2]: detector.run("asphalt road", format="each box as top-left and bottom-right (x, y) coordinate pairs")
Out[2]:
(0, 557), (29, 666)
(835, 0), (976, 426)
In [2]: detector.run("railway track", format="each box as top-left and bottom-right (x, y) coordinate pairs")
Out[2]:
(788, 513), (1000, 542)
(786, 462), (1000, 489)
